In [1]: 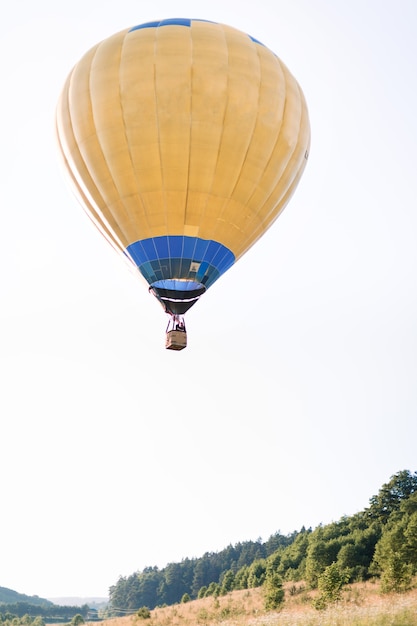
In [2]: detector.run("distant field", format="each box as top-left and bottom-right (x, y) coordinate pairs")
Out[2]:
(98, 581), (417, 626)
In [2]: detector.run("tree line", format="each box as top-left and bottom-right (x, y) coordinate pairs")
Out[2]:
(0, 587), (94, 623)
(0, 613), (89, 626)
(108, 469), (417, 613)
(0, 603), (91, 623)
(0, 614), (45, 626)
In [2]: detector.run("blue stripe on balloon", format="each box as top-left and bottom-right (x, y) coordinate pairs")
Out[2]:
(128, 19), (262, 44)
(248, 35), (266, 47)
(127, 236), (235, 290)
(129, 19), (192, 32)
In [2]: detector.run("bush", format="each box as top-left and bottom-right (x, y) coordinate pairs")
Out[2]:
(263, 573), (284, 611)
(312, 562), (349, 610)
(205, 582), (220, 598)
(380, 555), (413, 593)
(136, 607), (151, 619)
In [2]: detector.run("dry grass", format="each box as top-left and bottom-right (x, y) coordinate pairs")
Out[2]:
(95, 581), (417, 626)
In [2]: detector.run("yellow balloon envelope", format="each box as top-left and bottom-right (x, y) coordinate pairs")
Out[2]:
(56, 18), (310, 337)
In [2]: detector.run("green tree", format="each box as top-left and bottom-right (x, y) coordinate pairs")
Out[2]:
(367, 470), (417, 524)
(141, 568), (163, 608)
(336, 532), (376, 583)
(191, 558), (212, 597)
(205, 582), (220, 597)
(247, 559), (266, 588)
(305, 529), (340, 587)
(278, 529), (311, 581)
(312, 563), (348, 610)
(136, 606), (151, 619)
(373, 519), (414, 592)
(162, 563), (186, 605)
(404, 511), (417, 567)
(380, 555), (413, 593)
(70, 615), (85, 626)
(180, 593), (190, 603)
(220, 570), (235, 594)
(263, 572), (284, 611)
(234, 565), (249, 590)
(266, 550), (282, 575)
(381, 553), (413, 593)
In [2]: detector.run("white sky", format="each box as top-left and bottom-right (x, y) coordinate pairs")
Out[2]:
(1, 0), (416, 601)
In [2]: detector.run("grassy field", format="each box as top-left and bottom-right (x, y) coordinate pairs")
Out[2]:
(98, 581), (417, 626)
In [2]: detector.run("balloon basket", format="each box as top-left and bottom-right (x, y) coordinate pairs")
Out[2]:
(165, 330), (187, 351)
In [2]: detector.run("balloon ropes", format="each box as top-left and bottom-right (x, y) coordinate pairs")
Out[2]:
(56, 18), (310, 350)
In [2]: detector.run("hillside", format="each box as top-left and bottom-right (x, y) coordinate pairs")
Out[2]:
(0, 587), (52, 606)
(108, 470), (417, 613)
(100, 581), (417, 626)
(0, 589), (94, 622)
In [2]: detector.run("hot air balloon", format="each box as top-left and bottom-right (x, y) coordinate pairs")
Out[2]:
(56, 18), (310, 350)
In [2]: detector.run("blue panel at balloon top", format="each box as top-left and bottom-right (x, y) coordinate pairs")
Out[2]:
(128, 18), (217, 33)
(127, 236), (235, 290)
(128, 19), (265, 47)
(129, 18), (191, 32)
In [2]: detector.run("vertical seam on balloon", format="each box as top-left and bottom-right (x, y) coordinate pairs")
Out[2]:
(88, 38), (136, 248)
(237, 74), (306, 257)
(235, 55), (290, 257)
(191, 22), (230, 261)
(207, 29), (260, 248)
(256, 77), (304, 226)
(115, 33), (138, 239)
(188, 25), (201, 269)
(65, 64), (108, 227)
(118, 30), (153, 242)
(57, 118), (125, 259)
(256, 82), (309, 232)
(220, 36), (262, 208)
(181, 24), (194, 278)
(187, 28), (209, 270)
(184, 21), (193, 230)
(153, 25), (169, 279)
(65, 50), (130, 258)
(243, 45), (281, 211)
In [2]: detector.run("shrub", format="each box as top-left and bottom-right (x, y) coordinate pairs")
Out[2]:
(380, 555), (413, 593)
(263, 573), (284, 611)
(312, 562), (349, 610)
(136, 606), (151, 619)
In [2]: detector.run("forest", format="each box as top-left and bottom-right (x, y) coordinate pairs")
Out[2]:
(107, 469), (417, 614)
(0, 588), (92, 624)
